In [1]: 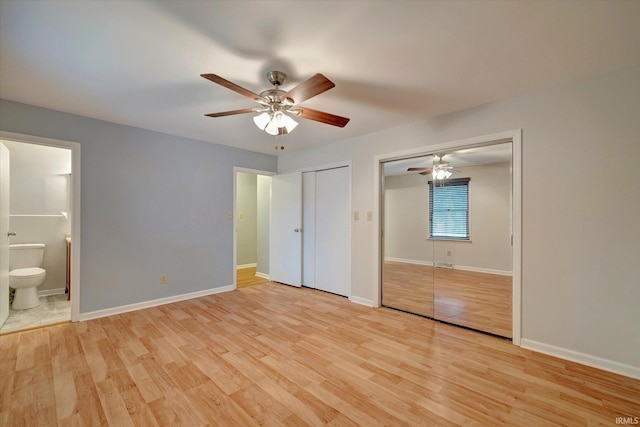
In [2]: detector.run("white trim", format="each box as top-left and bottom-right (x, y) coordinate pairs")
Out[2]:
(521, 339), (640, 380)
(511, 129), (522, 345)
(349, 296), (376, 307)
(38, 287), (66, 297)
(384, 257), (433, 266)
(453, 265), (512, 276)
(79, 285), (235, 321)
(255, 272), (270, 280)
(0, 131), (81, 324)
(236, 263), (257, 270)
(233, 167), (277, 290)
(374, 129), (522, 343)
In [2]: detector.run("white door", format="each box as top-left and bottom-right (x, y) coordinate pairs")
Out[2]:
(0, 143), (10, 327)
(315, 167), (351, 297)
(269, 172), (302, 287)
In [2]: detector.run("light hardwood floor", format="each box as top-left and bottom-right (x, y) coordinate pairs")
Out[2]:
(1, 282), (638, 426)
(236, 267), (269, 288)
(383, 261), (512, 338)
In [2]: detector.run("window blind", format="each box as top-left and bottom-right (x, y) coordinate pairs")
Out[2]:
(429, 178), (470, 240)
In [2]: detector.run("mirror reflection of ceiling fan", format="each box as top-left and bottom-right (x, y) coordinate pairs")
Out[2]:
(407, 153), (459, 179)
(201, 71), (350, 136)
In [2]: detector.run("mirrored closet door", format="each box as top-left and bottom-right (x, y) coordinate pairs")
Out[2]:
(381, 143), (514, 339)
(381, 155), (435, 317)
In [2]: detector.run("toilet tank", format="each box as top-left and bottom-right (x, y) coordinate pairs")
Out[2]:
(9, 243), (45, 270)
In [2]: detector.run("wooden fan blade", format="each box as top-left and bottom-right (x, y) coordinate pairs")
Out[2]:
(205, 108), (259, 117)
(296, 107), (350, 127)
(407, 167), (431, 172)
(282, 74), (335, 104)
(201, 74), (267, 103)
(419, 171), (432, 175)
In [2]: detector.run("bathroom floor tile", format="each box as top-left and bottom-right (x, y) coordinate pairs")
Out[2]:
(0, 293), (70, 334)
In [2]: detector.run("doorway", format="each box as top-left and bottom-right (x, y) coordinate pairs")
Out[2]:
(233, 168), (274, 289)
(376, 130), (522, 343)
(0, 131), (81, 333)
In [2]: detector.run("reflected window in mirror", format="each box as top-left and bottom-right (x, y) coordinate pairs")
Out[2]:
(428, 178), (470, 240)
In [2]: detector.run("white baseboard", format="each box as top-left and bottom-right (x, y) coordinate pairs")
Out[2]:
(520, 338), (640, 380)
(384, 257), (433, 266)
(79, 285), (235, 322)
(255, 272), (270, 280)
(349, 296), (376, 307)
(236, 263), (257, 270)
(384, 257), (512, 276)
(453, 265), (512, 276)
(38, 287), (66, 297)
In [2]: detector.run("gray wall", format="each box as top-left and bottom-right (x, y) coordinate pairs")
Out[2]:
(279, 65), (640, 371)
(0, 100), (277, 313)
(4, 140), (71, 292)
(236, 172), (257, 266)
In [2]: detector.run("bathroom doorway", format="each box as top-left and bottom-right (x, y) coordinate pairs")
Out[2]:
(0, 131), (80, 334)
(233, 168), (275, 288)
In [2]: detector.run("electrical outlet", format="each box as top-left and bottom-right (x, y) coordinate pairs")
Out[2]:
(227, 211), (232, 220)
(239, 212), (244, 219)
(447, 250), (452, 256)
(353, 211), (359, 221)
(160, 274), (168, 284)
(367, 211), (373, 221)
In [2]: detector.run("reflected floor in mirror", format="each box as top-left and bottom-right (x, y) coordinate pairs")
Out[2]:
(1, 293), (70, 334)
(383, 261), (512, 338)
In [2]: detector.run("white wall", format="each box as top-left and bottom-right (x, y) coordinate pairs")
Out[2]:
(384, 162), (512, 274)
(236, 172), (257, 266)
(279, 65), (640, 373)
(4, 140), (71, 292)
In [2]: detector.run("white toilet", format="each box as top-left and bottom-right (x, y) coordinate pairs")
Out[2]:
(9, 243), (47, 310)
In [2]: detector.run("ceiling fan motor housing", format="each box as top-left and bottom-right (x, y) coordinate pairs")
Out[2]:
(267, 71), (287, 87)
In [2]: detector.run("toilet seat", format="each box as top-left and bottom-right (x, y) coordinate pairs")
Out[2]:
(9, 267), (46, 279)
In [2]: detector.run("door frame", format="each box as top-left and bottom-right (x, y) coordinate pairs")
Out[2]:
(232, 167), (276, 289)
(0, 131), (81, 322)
(373, 129), (522, 345)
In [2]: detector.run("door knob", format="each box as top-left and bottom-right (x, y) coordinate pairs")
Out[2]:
(7, 232), (16, 237)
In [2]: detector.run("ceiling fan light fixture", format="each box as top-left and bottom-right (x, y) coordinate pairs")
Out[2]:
(283, 114), (298, 133)
(264, 118), (280, 135)
(253, 112), (271, 130)
(433, 168), (452, 180)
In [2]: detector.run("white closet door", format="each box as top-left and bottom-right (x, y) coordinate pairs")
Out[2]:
(302, 172), (316, 288)
(315, 167), (351, 297)
(269, 172), (302, 287)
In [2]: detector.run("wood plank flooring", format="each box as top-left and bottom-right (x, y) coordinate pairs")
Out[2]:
(383, 261), (512, 338)
(1, 282), (638, 426)
(236, 267), (269, 288)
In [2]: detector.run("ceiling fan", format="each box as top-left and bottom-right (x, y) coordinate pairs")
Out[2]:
(407, 154), (458, 179)
(201, 71), (350, 136)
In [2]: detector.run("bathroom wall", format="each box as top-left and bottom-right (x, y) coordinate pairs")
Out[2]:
(3, 140), (71, 293)
(256, 175), (271, 276)
(236, 172), (257, 267)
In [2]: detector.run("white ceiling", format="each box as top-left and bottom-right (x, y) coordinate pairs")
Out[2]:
(1, 0), (640, 155)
